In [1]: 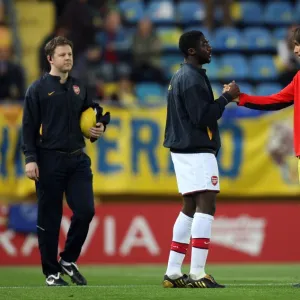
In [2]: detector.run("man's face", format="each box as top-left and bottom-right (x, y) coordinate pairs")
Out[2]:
(0, 47), (10, 61)
(48, 45), (73, 73)
(106, 12), (120, 33)
(195, 36), (212, 65)
(294, 40), (300, 58)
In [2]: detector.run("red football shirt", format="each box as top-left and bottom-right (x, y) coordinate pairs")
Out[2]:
(239, 72), (299, 155)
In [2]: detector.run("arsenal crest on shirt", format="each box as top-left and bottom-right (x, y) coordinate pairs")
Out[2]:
(211, 176), (218, 186)
(73, 85), (80, 95)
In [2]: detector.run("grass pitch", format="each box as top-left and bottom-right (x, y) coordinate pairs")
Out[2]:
(1, 264), (300, 300)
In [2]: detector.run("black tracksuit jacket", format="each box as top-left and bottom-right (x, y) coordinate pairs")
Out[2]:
(164, 63), (233, 154)
(22, 73), (100, 164)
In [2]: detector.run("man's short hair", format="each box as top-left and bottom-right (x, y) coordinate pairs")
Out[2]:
(294, 27), (300, 44)
(179, 30), (204, 57)
(44, 36), (73, 58)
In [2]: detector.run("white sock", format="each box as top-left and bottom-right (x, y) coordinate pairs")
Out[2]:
(166, 212), (193, 279)
(60, 259), (71, 266)
(190, 213), (214, 280)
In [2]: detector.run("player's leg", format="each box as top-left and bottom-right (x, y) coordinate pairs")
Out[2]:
(60, 152), (95, 285)
(189, 191), (215, 280)
(163, 153), (197, 288)
(186, 153), (224, 288)
(36, 150), (68, 286)
(163, 195), (195, 287)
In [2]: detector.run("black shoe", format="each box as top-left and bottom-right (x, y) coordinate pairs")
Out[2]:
(46, 273), (69, 286)
(186, 274), (225, 288)
(59, 259), (87, 286)
(162, 274), (188, 288)
(293, 283), (300, 287)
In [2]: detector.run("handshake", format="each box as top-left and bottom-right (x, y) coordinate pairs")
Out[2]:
(222, 81), (240, 103)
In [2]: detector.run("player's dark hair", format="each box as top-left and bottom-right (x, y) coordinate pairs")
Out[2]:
(293, 27), (300, 43)
(44, 36), (73, 59)
(179, 30), (204, 57)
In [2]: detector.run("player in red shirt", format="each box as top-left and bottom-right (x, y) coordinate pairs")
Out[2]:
(224, 27), (300, 288)
(225, 28), (300, 159)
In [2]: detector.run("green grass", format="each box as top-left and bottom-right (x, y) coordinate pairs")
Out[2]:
(1, 264), (300, 300)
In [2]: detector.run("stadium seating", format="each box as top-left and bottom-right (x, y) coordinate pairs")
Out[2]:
(219, 54), (249, 81)
(15, 0), (54, 84)
(135, 83), (165, 106)
(147, 1), (175, 24)
(110, 1), (300, 104)
(205, 57), (220, 81)
(249, 55), (278, 81)
(233, 2), (263, 25)
(213, 27), (242, 51)
(272, 27), (288, 42)
(264, 2), (294, 25)
(156, 26), (182, 51)
(119, 0), (145, 23)
(243, 28), (274, 52)
(296, 1), (300, 19)
(177, 1), (205, 25)
(238, 83), (255, 95)
(19, 0), (299, 104)
(256, 83), (283, 96)
(161, 54), (182, 80)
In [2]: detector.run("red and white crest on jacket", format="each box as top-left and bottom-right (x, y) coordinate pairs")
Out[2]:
(73, 85), (80, 95)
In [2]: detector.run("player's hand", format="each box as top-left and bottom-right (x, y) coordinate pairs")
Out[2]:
(223, 81), (240, 99)
(89, 122), (104, 139)
(25, 162), (39, 181)
(222, 83), (230, 93)
(223, 81), (240, 103)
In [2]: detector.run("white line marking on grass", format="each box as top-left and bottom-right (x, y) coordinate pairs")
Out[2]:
(226, 283), (298, 287)
(0, 283), (299, 289)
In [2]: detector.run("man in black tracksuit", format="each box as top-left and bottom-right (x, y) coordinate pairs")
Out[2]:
(22, 36), (107, 286)
(162, 31), (240, 288)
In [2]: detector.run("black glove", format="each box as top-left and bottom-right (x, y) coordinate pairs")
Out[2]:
(90, 104), (111, 143)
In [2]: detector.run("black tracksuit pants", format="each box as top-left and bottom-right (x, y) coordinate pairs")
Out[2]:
(35, 149), (95, 277)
